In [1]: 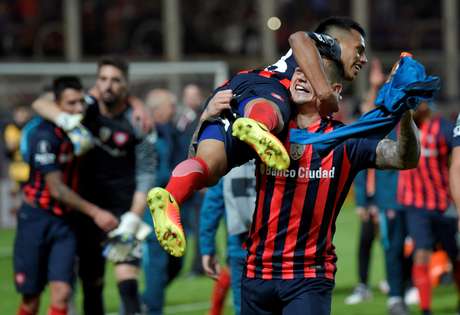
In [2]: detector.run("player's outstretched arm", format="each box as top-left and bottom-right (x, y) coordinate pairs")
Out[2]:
(289, 32), (338, 115)
(375, 110), (420, 170)
(45, 171), (119, 231)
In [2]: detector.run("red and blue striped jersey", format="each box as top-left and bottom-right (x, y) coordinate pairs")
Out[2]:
(22, 120), (77, 216)
(245, 118), (379, 280)
(397, 116), (453, 211)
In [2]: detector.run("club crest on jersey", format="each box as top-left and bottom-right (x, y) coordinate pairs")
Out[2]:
(290, 143), (305, 160)
(99, 127), (112, 142)
(113, 131), (129, 147)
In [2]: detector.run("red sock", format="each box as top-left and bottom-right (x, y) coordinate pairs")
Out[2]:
(166, 157), (209, 205)
(413, 263), (432, 311)
(47, 305), (67, 315)
(209, 267), (231, 315)
(17, 305), (35, 315)
(245, 100), (280, 131)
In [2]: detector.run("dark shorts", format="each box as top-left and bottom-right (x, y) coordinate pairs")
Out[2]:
(221, 72), (291, 123)
(405, 206), (458, 258)
(13, 204), (77, 295)
(241, 277), (335, 315)
(197, 72), (291, 169)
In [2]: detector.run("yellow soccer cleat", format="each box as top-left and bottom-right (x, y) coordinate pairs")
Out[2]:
(232, 117), (290, 170)
(147, 187), (186, 257)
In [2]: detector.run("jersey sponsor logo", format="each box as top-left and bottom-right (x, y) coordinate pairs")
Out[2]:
(290, 143), (305, 160)
(35, 140), (56, 164)
(264, 166), (336, 179)
(113, 131), (129, 147)
(99, 126), (112, 142)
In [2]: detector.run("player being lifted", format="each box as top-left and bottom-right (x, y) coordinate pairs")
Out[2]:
(207, 56), (419, 315)
(14, 77), (118, 315)
(147, 17), (368, 257)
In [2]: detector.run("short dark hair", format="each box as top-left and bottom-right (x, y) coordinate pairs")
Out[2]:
(53, 76), (83, 100)
(315, 16), (366, 38)
(97, 56), (129, 79)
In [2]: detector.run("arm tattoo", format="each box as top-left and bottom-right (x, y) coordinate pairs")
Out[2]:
(46, 171), (92, 216)
(376, 111), (420, 170)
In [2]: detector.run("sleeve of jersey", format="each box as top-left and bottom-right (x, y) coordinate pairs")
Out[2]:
(134, 131), (157, 193)
(31, 129), (61, 174)
(451, 114), (460, 148)
(345, 138), (380, 171)
(199, 180), (225, 256)
(354, 170), (368, 207)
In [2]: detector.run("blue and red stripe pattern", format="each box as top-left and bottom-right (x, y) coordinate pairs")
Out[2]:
(245, 118), (379, 280)
(22, 120), (77, 216)
(397, 116), (453, 211)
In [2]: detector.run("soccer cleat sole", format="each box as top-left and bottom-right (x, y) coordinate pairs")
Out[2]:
(147, 187), (186, 257)
(232, 117), (290, 170)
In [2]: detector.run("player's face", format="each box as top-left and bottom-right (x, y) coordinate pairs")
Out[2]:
(57, 89), (85, 114)
(335, 29), (367, 81)
(96, 65), (128, 105)
(289, 68), (316, 105)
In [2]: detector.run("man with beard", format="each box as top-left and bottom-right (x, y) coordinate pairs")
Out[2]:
(32, 57), (156, 315)
(147, 17), (368, 258)
(14, 76), (118, 315)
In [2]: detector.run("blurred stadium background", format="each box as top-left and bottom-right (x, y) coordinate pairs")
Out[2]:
(0, 0), (459, 314)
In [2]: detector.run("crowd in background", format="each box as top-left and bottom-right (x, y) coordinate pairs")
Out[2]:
(0, 0), (444, 59)
(0, 53), (460, 315)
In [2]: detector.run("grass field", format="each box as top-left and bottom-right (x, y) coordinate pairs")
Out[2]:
(0, 201), (457, 315)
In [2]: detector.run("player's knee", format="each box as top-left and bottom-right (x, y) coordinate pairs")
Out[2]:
(50, 282), (72, 307)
